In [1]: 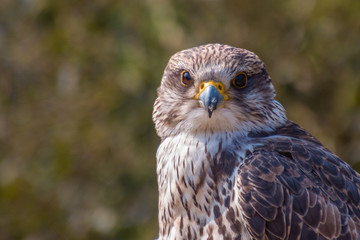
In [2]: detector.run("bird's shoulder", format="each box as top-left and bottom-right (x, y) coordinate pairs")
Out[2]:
(234, 121), (360, 240)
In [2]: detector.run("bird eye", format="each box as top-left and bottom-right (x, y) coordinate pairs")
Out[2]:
(181, 71), (193, 86)
(232, 72), (247, 89)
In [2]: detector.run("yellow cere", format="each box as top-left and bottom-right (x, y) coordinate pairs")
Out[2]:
(194, 81), (230, 101)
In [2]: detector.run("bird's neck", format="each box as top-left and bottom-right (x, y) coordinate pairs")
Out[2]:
(156, 131), (250, 239)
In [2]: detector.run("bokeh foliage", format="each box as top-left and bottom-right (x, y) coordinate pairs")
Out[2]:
(0, 0), (359, 239)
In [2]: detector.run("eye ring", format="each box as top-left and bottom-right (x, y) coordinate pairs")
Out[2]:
(181, 71), (193, 86)
(232, 72), (247, 89)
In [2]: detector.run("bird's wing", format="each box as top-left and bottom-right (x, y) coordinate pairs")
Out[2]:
(236, 136), (360, 240)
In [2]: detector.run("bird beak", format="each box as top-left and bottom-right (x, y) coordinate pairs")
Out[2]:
(194, 81), (229, 118)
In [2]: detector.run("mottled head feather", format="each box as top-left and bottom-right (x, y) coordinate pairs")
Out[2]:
(153, 43), (287, 138)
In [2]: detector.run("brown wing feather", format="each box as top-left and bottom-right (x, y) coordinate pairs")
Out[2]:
(238, 122), (360, 240)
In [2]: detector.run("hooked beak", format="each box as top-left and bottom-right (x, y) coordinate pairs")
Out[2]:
(194, 81), (229, 118)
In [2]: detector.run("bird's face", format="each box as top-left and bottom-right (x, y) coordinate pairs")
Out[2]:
(153, 44), (286, 138)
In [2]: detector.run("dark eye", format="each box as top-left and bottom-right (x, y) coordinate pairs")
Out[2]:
(232, 72), (247, 88)
(181, 71), (193, 86)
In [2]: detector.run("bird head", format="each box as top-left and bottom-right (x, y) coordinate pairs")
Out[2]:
(153, 44), (286, 138)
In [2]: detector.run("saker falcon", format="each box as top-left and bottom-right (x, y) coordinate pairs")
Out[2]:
(152, 44), (360, 240)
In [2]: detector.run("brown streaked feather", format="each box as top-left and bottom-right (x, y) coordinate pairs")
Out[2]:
(238, 121), (360, 240)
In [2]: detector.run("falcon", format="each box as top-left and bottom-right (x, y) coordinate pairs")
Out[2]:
(152, 44), (360, 240)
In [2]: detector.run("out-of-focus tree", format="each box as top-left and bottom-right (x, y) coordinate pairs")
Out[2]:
(0, 0), (359, 239)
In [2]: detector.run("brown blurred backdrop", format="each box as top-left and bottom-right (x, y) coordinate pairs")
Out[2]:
(0, 0), (359, 239)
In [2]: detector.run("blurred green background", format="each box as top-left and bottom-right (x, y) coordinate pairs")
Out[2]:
(0, 0), (359, 239)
